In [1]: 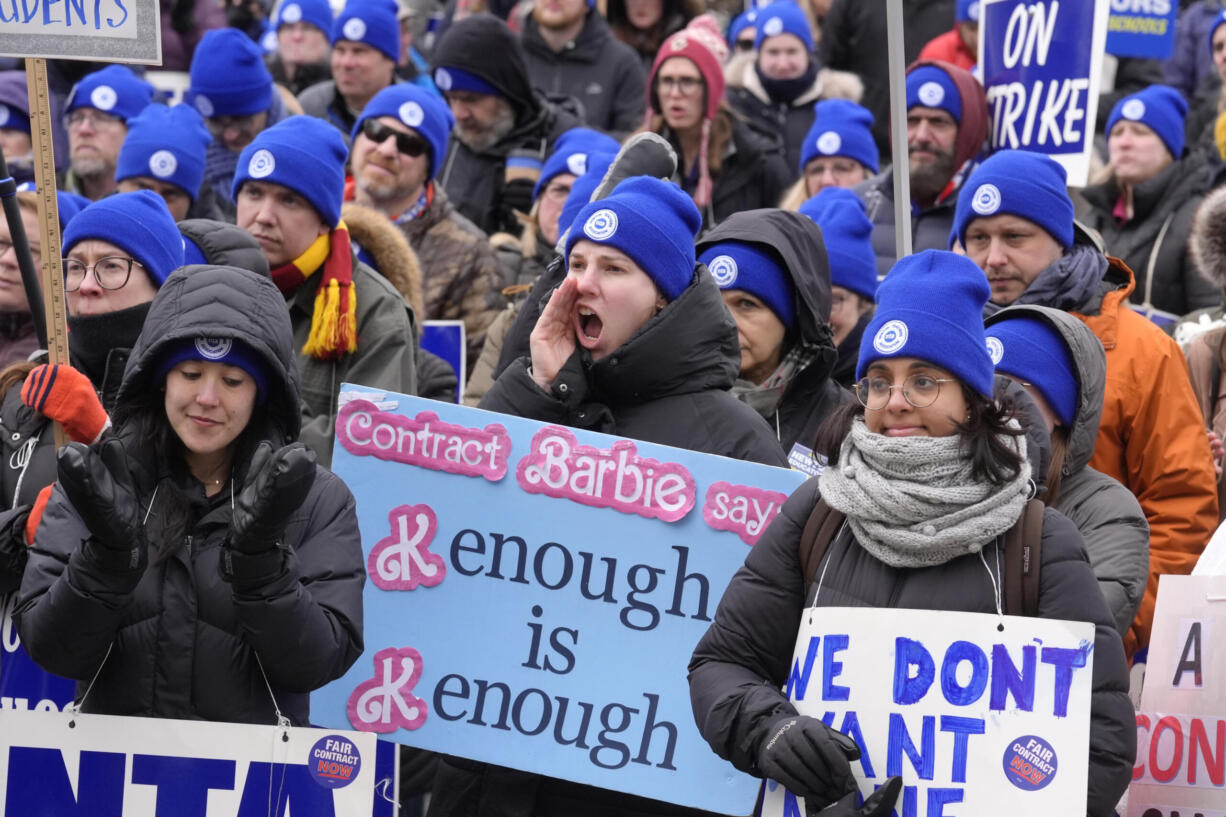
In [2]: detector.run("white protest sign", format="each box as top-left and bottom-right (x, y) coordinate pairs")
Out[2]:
(761, 608), (1095, 817)
(0, 0), (161, 63)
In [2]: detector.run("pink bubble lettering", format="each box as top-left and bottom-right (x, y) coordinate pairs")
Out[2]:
(369, 504), (445, 591)
(516, 425), (695, 523)
(337, 399), (511, 481)
(347, 646), (428, 733)
(702, 481), (788, 545)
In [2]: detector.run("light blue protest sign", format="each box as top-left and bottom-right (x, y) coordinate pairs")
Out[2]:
(421, 320), (466, 403)
(980, 0), (1110, 186)
(1, 592), (75, 714)
(0, 0), (161, 63)
(312, 386), (806, 814)
(1106, 0), (1177, 60)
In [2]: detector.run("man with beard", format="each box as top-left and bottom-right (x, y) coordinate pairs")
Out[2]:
(63, 66), (154, 201)
(431, 15), (580, 236)
(854, 60), (986, 275)
(299, 0), (401, 135)
(519, 0), (645, 135)
(346, 84), (505, 379)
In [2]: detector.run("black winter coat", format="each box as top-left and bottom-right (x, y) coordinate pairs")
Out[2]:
(672, 117), (793, 228)
(856, 167), (963, 277)
(688, 477), (1137, 817)
(15, 265), (365, 725)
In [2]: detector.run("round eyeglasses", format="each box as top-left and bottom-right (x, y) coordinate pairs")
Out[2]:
(63, 256), (143, 292)
(854, 374), (956, 410)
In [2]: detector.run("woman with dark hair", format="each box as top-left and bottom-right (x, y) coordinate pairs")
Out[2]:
(604, 0), (700, 72)
(688, 250), (1136, 817)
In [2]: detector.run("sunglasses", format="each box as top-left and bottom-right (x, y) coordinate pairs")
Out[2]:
(361, 119), (429, 157)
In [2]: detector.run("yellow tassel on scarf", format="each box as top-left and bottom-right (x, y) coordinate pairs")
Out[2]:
(272, 221), (358, 360)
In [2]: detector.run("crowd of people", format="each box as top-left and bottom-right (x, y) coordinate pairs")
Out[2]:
(3, 0), (1226, 815)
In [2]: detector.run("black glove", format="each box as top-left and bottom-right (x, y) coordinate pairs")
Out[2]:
(817, 776), (903, 817)
(57, 439), (147, 571)
(228, 442), (317, 555)
(501, 177), (536, 223)
(757, 716), (861, 810)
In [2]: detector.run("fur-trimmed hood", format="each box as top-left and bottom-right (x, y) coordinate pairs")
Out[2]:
(1191, 183), (1226, 294)
(342, 202), (425, 327)
(723, 49), (863, 107)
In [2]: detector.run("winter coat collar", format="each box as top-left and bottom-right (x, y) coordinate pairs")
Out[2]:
(521, 10), (616, 63)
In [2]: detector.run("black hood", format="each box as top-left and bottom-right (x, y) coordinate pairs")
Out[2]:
(178, 219), (270, 278)
(432, 15), (540, 123)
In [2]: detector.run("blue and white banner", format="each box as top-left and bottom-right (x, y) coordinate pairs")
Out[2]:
(421, 320), (466, 403)
(1106, 0), (1177, 60)
(1, 592), (75, 714)
(312, 386), (806, 814)
(980, 0), (1111, 186)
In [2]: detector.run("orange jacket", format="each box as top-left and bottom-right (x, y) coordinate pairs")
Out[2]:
(1073, 258), (1219, 657)
(917, 29), (976, 73)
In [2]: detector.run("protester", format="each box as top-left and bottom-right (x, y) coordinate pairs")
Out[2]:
(431, 15), (580, 236)
(688, 249), (1135, 817)
(179, 218), (272, 277)
(0, 191), (42, 368)
(642, 16), (791, 226)
(1165, 1), (1225, 101)
(115, 104), (219, 222)
(725, 8), (758, 54)
(0, 72), (34, 186)
(63, 66), (155, 201)
(159, 0), (228, 72)
(1182, 183), (1226, 490)
(1080, 85), (1219, 319)
(266, 0), (335, 95)
(916, 0), (978, 72)
(299, 0), (401, 134)
(798, 186), (877, 387)
(985, 306), (1150, 637)
(779, 98), (877, 210)
(519, 0), (646, 135)
(953, 148), (1219, 657)
(15, 262), (365, 726)
(724, 0), (863, 172)
(234, 115), (418, 466)
(605, 0), (700, 72)
(696, 209), (846, 464)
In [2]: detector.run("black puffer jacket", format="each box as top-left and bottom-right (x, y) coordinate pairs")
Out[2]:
(673, 117), (793, 227)
(688, 474), (1136, 817)
(15, 265), (365, 725)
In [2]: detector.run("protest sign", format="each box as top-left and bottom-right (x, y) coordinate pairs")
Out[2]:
(980, 0), (1110, 186)
(0, 0), (160, 63)
(1107, 0), (1177, 60)
(0, 591), (75, 713)
(0, 708), (380, 815)
(421, 320), (466, 403)
(760, 607), (1095, 817)
(312, 387), (806, 814)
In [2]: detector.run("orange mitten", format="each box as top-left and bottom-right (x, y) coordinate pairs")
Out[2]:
(25, 484), (53, 545)
(20, 364), (111, 444)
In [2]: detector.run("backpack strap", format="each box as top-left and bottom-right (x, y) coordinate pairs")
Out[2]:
(1003, 499), (1045, 617)
(799, 497), (845, 591)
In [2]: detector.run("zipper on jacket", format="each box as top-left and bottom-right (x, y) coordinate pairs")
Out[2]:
(185, 535), (192, 557)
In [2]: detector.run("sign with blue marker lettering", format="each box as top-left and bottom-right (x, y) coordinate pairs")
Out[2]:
(761, 608), (1095, 817)
(1107, 0), (1177, 60)
(0, 0), (160, 64)
(1, 592), (75, 714)
(311, 386), (806, 814)
(979, 0), (1110, 186)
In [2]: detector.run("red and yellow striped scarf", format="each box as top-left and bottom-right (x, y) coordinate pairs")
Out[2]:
(270, 222), (357, 360)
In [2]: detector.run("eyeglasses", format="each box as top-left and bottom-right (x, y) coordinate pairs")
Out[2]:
(63, 256), (143, 292)
(64, 108), (123, 130)
(362, 119), (429, 157)
(735, 37), (755, 52)
(854, 374), (956, 410)
(206, 112), (265, 138)
(657, 76), (704, 96)
(541, 181), (572, 201)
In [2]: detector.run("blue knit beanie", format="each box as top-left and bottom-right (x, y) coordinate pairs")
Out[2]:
(983, 316), (1077, 427)
(564, 176), (701, 302)
(956, 0), (980, 23)
(754, 0), (813, 51)
(1106, 84), (1187, 159)
(189, 29), (273, 118)
(557, 151), (615, 240)
(1210, 9), (1226, 54)
(334, 0), (401, 62)
(116, 105), (212, 201)
(799, 99), (879, 174)
(234, 116), (347, 228)
(0, 102), (29, 133)
(275, 0), (334, 34)
(906, 64), (961, 122)
(65, 66), (154, 122)
(952, 149), (1074, 249)
(16, 182), (89, 230)
(352, 85), (454, 180)
(535, 128), (621, 201)
(727, 9), (758, 45)
(858, 249), (993, 397)
(699, 242), (796, 327)
(799, 187), (878, 303)
(432, 66), (501, 97)
(154, 336), (271, 403)
(62, 190), (184, 287)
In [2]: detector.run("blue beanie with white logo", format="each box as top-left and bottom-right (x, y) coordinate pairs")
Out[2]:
(116, 104), (212, 201)
(352, 84), (454, 180)
(858, 249), (993, 397)
(952, 149), (1074, 249)
(1106, 84), (1188, 160)
(700, 242), (795, 328)
(334, 0), (401, 62)
(906, 64), (961, 123)
(62, 190), (184, 287)
(154, 336), (271, 403)
(983, 314), (1077, 427)
(275, 0), (334, 34)
(233, 115), (348, 228)
(66, 65), (154, 122)
(17, 182), (89, 230)
(564, 176), (701, 302)
(189, 28), (274, 118)
(799, 187), (878, 303)
(956, 0), (980, 23)
(754, 0), (813, 51)
(727, 9), (758, 45)
(799, 99), (879, 174)
(535, 128), (621, 201)
(557, 151), (615, 241)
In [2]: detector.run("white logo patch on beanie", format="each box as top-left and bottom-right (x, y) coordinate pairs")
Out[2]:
(343, 17), (367, 40)
(434, 68), (452, 91)
(195, 337), (233, 359)
(918, 81), (945, 107)
(968, 1), (980, 20)
(583, 209), (618, 241)
(248, 149), (276, 179)
(1122, 98), (1145, 120)
(873, 320), (909, 354)
(0, 105), (9, 127)
(566, 153), (587, 175)
(986, 336), (1004, 365)
(281, 2), (302, 22)
(399, 101), (424, 127)
(149, 150), (178, 179)
(762, 16), (783, 36)
(708, 255), (738, 288)
(670, 35), (688, 51)
(90, 85), (118, 111)
(971, 183), (1001, 216)
(194, 94), (215, 118)
(816, 131), (841, 154)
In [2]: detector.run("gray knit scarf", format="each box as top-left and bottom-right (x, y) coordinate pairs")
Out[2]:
(818, 419), (1032, 568)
